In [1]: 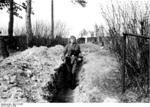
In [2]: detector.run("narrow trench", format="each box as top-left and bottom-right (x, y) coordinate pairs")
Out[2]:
(51, 88), (74, 102)
(48, 62), (83, 103)
(50, 74), (77, 103)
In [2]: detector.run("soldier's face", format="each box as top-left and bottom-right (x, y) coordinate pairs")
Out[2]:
(70, 39), (74, 44)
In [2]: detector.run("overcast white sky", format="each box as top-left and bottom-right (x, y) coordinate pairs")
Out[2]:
(0, 0), (148, 36)
(0, 0), (109, 36)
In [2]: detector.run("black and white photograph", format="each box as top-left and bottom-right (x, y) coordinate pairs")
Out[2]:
(0, 0), (150, 106)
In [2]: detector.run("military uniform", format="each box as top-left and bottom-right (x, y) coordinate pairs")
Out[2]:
(64, 43), (81, 88)
(63, 43), (81, 72)
(63, 43), (81, 58)
(54, 42), (81, 89)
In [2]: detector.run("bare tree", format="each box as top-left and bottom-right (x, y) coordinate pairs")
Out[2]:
(0, 0), (28, 37)
(94, 24), (105, 44)
(80, 29), (88, 37)
(51, 0), (54, 39)
(54, 21), (69, 37)
(72, 0), (87, 7)
(8, 0), (14, 37)
(26, 0), (33, 46)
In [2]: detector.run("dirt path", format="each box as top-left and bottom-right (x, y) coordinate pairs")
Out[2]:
(73, 46), (121, 102)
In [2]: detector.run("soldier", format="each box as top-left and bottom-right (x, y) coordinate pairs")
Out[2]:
(54, 35), (81, 89)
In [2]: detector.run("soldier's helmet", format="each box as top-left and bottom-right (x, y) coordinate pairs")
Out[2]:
(69, 35), (77, 43)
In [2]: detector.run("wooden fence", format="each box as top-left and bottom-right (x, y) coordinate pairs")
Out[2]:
(122, 33), (150, 99)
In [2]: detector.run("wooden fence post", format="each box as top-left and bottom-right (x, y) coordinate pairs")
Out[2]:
(122, 34), (126, 94)
(148, 38), (150, 100)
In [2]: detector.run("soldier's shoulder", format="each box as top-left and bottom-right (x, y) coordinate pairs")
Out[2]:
(75, 44), (80, 48)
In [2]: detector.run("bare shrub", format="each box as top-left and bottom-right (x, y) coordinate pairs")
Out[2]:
(101, 0), (149, 101)
(10, 20), (69, 49)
